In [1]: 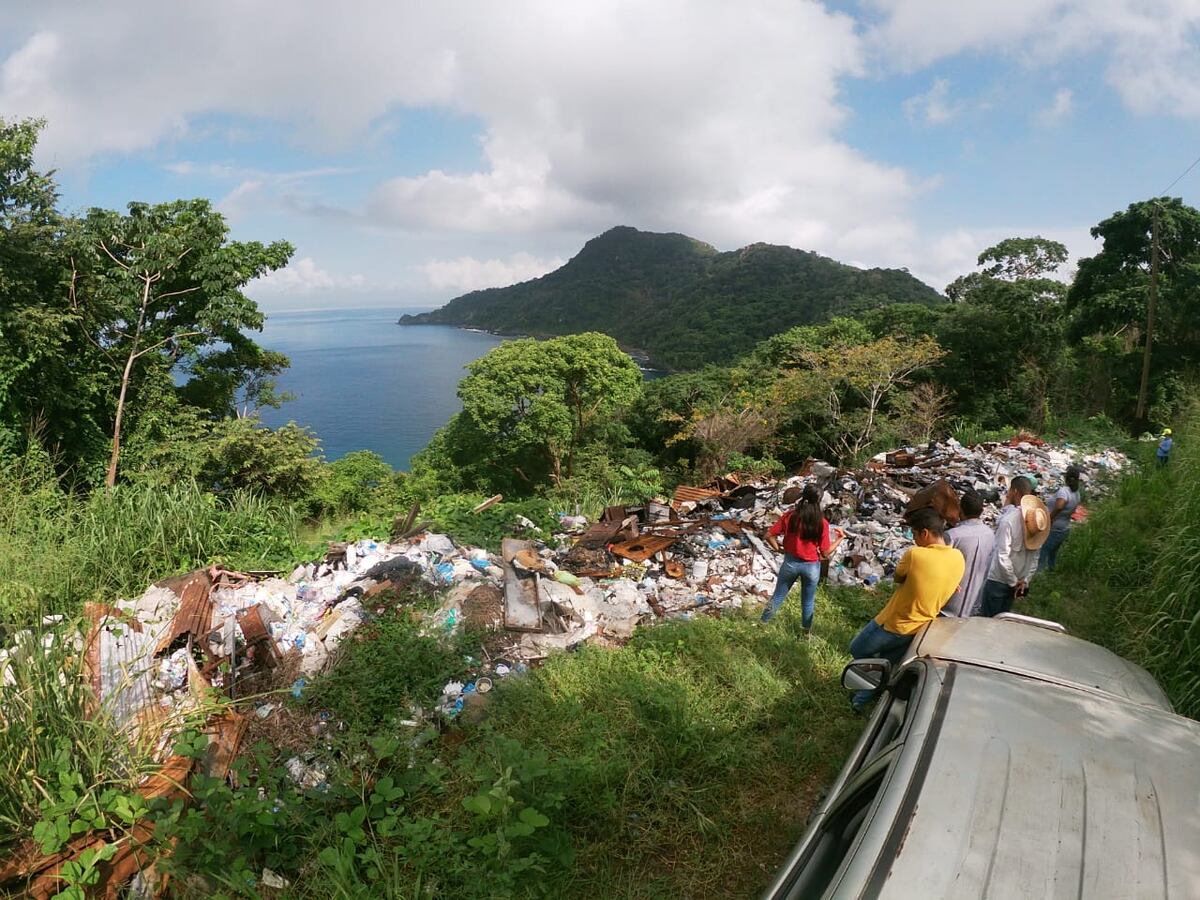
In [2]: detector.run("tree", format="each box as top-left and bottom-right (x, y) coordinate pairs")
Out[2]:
(977, 236), (1068, 281)
(937, 236), (1070, 427)
(457, 333), (642, 486)
(74, 200), (292, 486)
(0, 118), (106, 468)
(797, 335), (946, 460)
(1067, 198), (1200, 423)
(897, 382), (954, 444)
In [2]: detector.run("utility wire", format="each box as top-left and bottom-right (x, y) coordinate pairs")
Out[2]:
(1161, 150), (1200, 195)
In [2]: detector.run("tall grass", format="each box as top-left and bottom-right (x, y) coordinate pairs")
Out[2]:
(1139, 413), (1200, 716)
(0, 456), (310, 623)
(1028, 412), (1200, 718)
(0, 619), (144, 847)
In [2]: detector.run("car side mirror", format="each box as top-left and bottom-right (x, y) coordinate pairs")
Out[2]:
(841, 659), (891, 692)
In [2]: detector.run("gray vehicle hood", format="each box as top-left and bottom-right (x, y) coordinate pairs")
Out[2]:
(872, 666), (1200, 898)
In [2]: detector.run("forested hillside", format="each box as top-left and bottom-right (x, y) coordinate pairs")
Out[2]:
(400, 226), (944, 369)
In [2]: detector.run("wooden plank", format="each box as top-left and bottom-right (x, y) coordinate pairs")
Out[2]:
(610, 534), (677, 563)
(501, 538), (543, 632)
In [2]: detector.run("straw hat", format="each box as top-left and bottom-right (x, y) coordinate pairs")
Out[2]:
(1020, 495), (1052, 550)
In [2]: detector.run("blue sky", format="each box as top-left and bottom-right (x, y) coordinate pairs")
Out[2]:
(4, 1), (1200, 310)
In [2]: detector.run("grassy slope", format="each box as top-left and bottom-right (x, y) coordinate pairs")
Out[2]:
(467, 592), (873, 897)
(277, 586), (877, 899)
(1022, 412), (1200, 718)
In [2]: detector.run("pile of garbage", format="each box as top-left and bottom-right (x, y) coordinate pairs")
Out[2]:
(10, 433), (1134, 737)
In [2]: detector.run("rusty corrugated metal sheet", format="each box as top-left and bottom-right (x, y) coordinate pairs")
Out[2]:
(670, 485), (722, 508)
(153, 570), (214, 655)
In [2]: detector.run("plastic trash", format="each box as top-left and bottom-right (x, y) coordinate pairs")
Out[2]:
(290, 678), (308, 698)
(553, 569), (581, 587)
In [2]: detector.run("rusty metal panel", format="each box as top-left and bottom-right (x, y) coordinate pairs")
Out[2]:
(153, 570), (214, 655)
(670, 485), (722, 509)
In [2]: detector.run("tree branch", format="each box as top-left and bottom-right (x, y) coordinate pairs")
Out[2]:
(154, 285), (202, 301)
(132, 330), (207, 360)
(98, 240), (131, 270)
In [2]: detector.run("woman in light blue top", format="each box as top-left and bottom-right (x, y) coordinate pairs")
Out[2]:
(1039, 464), (1081, 572)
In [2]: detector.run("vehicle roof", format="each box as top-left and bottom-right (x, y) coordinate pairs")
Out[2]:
(910, 616), (1172, 709)
(875, 664), (1200, 897)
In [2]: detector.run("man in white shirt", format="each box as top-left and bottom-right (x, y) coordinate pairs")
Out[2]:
(980, 476), (1047, 617)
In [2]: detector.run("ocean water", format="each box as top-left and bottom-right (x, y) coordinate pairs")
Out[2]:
(258, 308), (503, 469)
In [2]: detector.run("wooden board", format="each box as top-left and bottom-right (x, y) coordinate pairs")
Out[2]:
(610, 534), (678, 563)
(501, 538), (543, 632)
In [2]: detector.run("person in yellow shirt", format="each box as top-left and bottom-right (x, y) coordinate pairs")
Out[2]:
(848, 507), (965, 712)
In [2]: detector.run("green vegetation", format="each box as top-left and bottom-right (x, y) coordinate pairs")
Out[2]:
(401, 226), (943, 369)
(1026, 406), (1200, 718)
(0, 452), (309, 622)
(0, 617), (151, 844)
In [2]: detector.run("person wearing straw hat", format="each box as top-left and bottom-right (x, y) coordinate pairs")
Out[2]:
(979, 475), (1051, 617)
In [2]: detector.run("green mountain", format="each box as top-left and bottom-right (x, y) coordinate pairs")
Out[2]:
(400, 226), (944, 370)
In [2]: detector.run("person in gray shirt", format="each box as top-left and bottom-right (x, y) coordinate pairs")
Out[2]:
(942, 490), (994, 617)
(1039, 464), (1081, 572)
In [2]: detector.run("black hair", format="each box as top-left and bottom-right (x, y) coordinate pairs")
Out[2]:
(1065, 465), (1081, 492)
(908, 506), (947, 537)
(1010, 475), (1035, 497)
(786, 483), (824, 541)
(959, 490), (984, 519)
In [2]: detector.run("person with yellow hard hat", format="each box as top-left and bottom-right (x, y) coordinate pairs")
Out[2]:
(1158, 428), (1174, 466)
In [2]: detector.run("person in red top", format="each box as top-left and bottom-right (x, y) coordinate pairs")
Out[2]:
(763, 484), (838, 633)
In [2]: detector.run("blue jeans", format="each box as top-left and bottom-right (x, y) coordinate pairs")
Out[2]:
(762, 556), (820, 628)
(1039, 528), (1069, 572)
(848, 619), (913, 711)
(980, 579), (1015, 617)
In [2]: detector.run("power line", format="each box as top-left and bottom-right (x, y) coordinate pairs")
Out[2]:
(1161, 150), (1200, 195)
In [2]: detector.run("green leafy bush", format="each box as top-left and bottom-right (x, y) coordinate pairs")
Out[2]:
(309, 613), (472, 734)
(423, 493), (558, 553)
(311, 450), (400, 516)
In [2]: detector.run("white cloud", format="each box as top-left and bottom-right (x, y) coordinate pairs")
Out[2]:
(2, 1), (1178, 290)
(867, 1), (1200, 118)
(0, 1), (918, 271)
(248, 257), (366, 296)
(1037, 88), (1074, 125)
(903, 78), (961, 124)
(420, 252), (566, 293)
(911, 224), (1098, 292)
